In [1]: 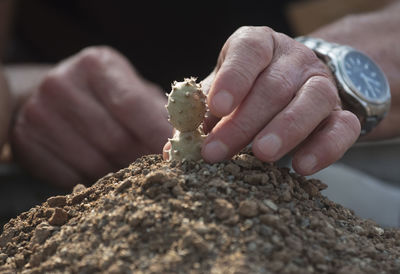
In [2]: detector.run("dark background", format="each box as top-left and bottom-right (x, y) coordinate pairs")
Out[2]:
(5, 0), (295, 91)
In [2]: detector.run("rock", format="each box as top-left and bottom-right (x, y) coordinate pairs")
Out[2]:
(48, 208), (69, 226)
(14, 253), (25, 268)
(172, 185), (185, 197)
(143, 171), (168, 187)
(223, 163), (241, 177)
(72, 183), (86, 194)
(47, 196), (67, 208)
(70, 189), (92, 205)
(0, 230), (14, 248)
(263, 199), (278, 211)
(238, 200), (259, 218)
(179, 231), (210, 254)
(243, 173), (269, 185)
(259, 214), (280, 227)
(115, 178), (133, 193)
(214, 199), (234, 220)
(0, 253), (7, 264)
(31, 222), (54, 245)
(301, 181), (320, 197)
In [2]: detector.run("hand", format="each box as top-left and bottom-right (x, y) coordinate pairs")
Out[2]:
(200, 26), (361, 175)
(11, 46), (172, 187)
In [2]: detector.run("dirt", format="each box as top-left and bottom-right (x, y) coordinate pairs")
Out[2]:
(1, 152), (400, 273)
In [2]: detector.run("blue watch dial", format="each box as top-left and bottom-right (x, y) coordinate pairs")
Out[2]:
(341, 51), (389, 103)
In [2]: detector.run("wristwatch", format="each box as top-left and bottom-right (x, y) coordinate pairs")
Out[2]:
(295, 36), (391, 135)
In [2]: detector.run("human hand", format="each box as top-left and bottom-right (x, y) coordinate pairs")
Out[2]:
(11, 46), (172, 187)
(200, 26), (361, 175)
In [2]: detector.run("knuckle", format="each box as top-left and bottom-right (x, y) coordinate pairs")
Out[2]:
(39, 71), (67, 98)
(228, 117), (253, 142)
(337, 110), (361, 136)
(77, 45), (120, 70)
(292, 44), (331, 77)
(280, 109), (302, 133)
(297, 46), (320, 65)
(21, 98), (45, 126)
(323, 111), (360, 154)
(224, 62), (253, 90)
(307, 76), (340, 108)
(267, 71), (294, 104)
(233, 26), (274, 63)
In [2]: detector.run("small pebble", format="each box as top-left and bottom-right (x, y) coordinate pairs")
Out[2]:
(263, 199), (278, 211)
(48, 208), (69, 226)
(224, 163), (241, 176)
(47, 196), (67, 208)
(214, 199), (234, 220)
(72, 183), (86, 194)
(238, 200), (259, 218)
(243, 173), (269, 185)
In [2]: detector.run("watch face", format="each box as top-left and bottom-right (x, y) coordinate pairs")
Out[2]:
(340, 51), (390, 103)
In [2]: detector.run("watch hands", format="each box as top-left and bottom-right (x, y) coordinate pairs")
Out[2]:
(360, 72), (380, 86)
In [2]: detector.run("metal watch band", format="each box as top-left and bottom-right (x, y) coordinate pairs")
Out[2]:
(363, 116), (379, 136)
(294, 36), (342, 58)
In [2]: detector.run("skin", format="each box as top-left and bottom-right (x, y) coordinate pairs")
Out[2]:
(10, 47), (172, 187)
(187, 2), (400, 176)
(2, 2), (400, 187)
(0, 68), (10, 150)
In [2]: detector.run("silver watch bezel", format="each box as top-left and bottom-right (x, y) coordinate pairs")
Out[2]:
(329, 46), (391, 119)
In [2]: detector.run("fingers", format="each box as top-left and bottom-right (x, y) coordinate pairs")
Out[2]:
(292, 110), (361, 175)
(202, 33), (331, 163)
(38, 71), (151, 167)
(207, 26), (274, 117)
(12, 113), (84, 188)
(73, 47), (173, 153)
(162, 141), (171, 161)
(252, 75), (340, 162)
(18, 95), (117, 182)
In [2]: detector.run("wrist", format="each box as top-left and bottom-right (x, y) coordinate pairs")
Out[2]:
(0, 67), (11, 149)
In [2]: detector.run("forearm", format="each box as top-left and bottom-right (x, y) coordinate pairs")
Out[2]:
(0, 67), (11, 149)
(310, 1), (400, 139)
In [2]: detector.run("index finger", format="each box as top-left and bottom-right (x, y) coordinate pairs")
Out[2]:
(207, 26), (274, 118)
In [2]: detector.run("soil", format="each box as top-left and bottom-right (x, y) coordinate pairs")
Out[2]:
(1, 152), (400, 273)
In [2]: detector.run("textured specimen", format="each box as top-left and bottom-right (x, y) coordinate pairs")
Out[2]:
(166, 77), (207, 162)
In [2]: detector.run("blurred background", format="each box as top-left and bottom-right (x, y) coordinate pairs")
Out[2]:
(0, 0), (398, 231)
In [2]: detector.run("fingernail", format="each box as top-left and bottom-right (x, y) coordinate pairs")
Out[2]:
(203, 139), (228, 163)
(298, 154), (317, 173)
(256, 134), (282, 159)
(212, 90), (233, 115)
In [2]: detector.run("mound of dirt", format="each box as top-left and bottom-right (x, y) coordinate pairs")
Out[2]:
(1, 153), (400, 273)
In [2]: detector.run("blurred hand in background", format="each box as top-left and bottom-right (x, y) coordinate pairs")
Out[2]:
(10, 47), (171, 187)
